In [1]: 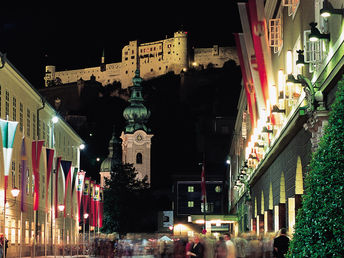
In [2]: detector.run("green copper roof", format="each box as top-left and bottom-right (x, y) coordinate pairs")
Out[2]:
(123, 70), (151, 133)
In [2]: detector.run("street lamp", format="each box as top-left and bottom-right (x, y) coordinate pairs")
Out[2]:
(3, 187), (20, 258)
(83, 213), (89, 255)
(52, 115), (59, 124)
(320, 0), (344, 18)
(10, 187), (20, 198)
(57, 204), (65, 257)
(309, 22), (330, 42)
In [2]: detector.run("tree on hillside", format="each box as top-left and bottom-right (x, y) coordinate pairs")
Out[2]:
(101, 163), (156, 234)
(287, 79), (344, 257)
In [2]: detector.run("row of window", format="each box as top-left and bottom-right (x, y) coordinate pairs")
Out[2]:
(125, 65), (169, 75)
(187, 185), (222, 193)
(269, 0), (328, 72)
(0, 85), (78, 158)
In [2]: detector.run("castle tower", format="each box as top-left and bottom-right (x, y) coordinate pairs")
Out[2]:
(100, 48), (106, 72)
(121, 69), (153, 183)
(173, 31), (188, 72)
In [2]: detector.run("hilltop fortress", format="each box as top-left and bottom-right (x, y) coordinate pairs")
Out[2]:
(44, 31), (238, 88)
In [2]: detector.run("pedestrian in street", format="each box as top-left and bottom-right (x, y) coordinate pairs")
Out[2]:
(186, 234), (204, 258)
(0, 236), (3, 258)
(214, 236), (227, 258)
(273, 228), (289, 258)
(185, 237), (194, 258)
(233, 233), (248, 258)
(223, 233), (235, 258)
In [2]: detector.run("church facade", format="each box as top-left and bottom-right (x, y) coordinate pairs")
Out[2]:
(100, 69), (153, 186)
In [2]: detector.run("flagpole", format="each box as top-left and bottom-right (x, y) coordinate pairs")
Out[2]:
(20, 211), (22, 258)
(3, 198), (6, 258)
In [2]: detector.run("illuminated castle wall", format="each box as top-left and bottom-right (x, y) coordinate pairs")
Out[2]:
(44, 31), (188, 88)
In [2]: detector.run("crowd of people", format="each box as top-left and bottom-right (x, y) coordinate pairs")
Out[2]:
(87, 228), (290, 258)
(0, 235), (8, 258)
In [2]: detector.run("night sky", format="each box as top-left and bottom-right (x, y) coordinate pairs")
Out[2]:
(1, 4), (241, 88)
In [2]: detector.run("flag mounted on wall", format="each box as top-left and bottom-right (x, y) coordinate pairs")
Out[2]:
(0, 119), (19, 204)
(55, 157), (62, 218)
(60, 160), (72, 217)
(94, 184), (100, 227)
(83, 177), (90, 216)
(89, 180), (95, 226)
(20, 137), (28, 212)
(32, 140), (44, 211)
(76, 171), (86, 222)
(98, 186), (104, 228)
(201, 163), (207, 205)
(45, 148), (55, 212)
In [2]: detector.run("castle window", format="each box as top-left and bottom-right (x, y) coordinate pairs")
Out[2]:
(188, 186), (194, 192)
(136, 153), (142, 164)
(188, 201), (194, 208)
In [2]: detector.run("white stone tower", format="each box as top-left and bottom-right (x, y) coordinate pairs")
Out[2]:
(120, 69), (153, 183)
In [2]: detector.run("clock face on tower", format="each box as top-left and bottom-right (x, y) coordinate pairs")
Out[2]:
(136, 133), (143, 142)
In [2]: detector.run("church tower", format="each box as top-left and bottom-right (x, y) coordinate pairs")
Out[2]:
(99, 126), (122, 188)
(121, 69), (153, 183)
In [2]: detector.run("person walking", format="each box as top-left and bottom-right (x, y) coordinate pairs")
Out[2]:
(223, 233), (235, 258)
(233, 233), (248, 258)
(186, 234), (204, 258)
(215, 236), (227, 258)
(273, 228), (289, 258)
(0, 235), (3, 258)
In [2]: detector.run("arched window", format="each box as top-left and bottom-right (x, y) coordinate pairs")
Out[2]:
(136, 153), (142, 164)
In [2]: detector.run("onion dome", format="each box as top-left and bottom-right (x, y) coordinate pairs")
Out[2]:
(100, 126), (122, 172)
(123, 69), (151, 133)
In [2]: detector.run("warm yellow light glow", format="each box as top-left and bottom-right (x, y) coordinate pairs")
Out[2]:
(195, 219), (205, 224)
(58, 204), (65, 212)
(11, 187), (20, 198)
(321, 11), (331, 18)
(286, 50), (293, 74)
(269, 85), (277, 106)
(278, 70), (285, 96)
(288, 197), (296, 235)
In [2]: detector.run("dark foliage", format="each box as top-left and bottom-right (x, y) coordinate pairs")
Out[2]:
(287, 78), (344, 257)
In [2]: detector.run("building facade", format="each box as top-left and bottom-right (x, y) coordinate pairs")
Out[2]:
(44, 31), (188, 89)
(230, 0), (344, 235)
(193, 45), (239, 68)
(172, 175), (238, 236)
(44, 31), (238, 89)
(0, 52), (84, 257)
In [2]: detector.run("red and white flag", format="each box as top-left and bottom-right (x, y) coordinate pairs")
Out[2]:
(201, 164), (207, 205)
(55, 157), (62, 218)
(45, 148), (55, 212)
(98, 187), (104, 228)
(60, 160), (72, 217)
(76, 171), (86, 222)
(247, 0), (275, 117)
(238, 2), (266, 120)
(234, 32), (258, 128)
(32, 140), (44, 211)
(89, 180), (95, 227)
(83, 177), (90, 216)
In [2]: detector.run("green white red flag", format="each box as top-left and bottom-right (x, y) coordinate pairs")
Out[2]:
(0, 119), (18, 204)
